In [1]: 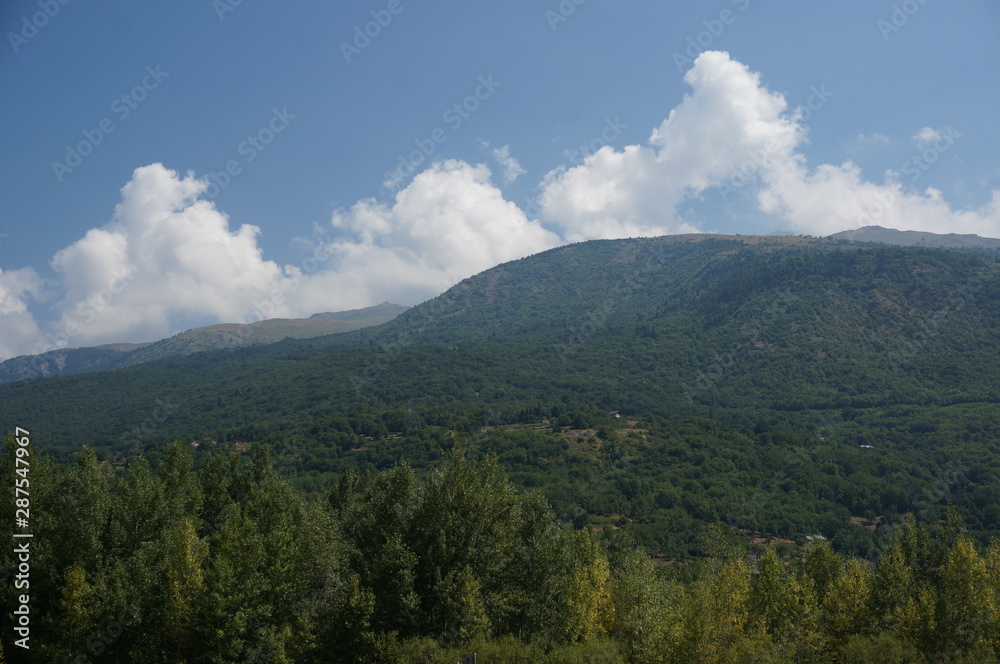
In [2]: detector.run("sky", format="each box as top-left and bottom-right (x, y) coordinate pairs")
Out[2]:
(1, 0), (999, 361)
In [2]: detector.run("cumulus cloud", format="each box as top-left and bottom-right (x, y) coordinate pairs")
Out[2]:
(538, 51), (801, 241)
(291, 160), (559, 309)
(0, 160), (561, 361)
(34, 160), (558, 356)
(539, 50), (1000, 240)
(754, 122), (998, 236)
(4, 51), (999, 362)
(41, 164), (295, 350)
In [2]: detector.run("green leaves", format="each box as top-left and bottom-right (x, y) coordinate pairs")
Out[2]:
(8, 430), (1000, 662)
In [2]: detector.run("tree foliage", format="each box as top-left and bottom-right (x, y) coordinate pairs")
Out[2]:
(3, 436), (999, 662)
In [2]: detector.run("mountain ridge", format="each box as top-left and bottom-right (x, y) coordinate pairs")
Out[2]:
(4, 232), (999, 453)
(0, 301), (408, 384)
(828, 225), (1000, 251)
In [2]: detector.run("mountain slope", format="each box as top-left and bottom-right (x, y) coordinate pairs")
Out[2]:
(6, 233), (1000, 555)
(3, 234), (999, 451)
(0, 302), (407, 383)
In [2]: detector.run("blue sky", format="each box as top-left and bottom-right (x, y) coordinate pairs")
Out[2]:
(1, 0), (998, 359)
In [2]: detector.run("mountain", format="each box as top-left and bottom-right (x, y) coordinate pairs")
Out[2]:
(5, 232), (999, 446)
(7, 230), (1000, 452)
(4, 233), (1000, 556)
(829, 225), (1000, 251)
(0, 302), (407, 383)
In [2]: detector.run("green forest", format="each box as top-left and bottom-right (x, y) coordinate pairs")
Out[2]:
(4, 436), (1000, 664)
(3, 235), (1000, 661)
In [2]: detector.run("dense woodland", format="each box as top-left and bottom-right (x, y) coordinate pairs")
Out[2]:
(4, 437), (1000, 664)
(3, 236), (1000, 660)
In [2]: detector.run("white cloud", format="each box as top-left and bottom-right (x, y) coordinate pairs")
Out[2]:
(0, 160), (561, 361)
(478, 139), (526, 185)
(757, 124), (996, 236)
(914, 126), (943, 146)
(292, 160), (560, 309)
(44, 163), (294, 349)
(541, 51), (1000, 240)
(0, 267), (44, 360)
(538, 51), (801, 241)
(3, 52), (999, 362)
(847, 132), (890, 151)
(491, 144), (526, 184)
